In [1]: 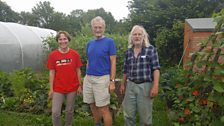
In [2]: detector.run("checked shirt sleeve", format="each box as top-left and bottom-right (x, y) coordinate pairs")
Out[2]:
(151, 47), (160, 70)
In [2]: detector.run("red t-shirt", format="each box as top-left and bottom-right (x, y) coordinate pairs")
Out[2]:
(47, 49), (82, 93)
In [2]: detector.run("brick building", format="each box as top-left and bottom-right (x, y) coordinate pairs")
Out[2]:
(183, 18), (224, 68)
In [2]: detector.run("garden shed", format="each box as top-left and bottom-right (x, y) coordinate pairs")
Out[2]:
(183, 18), (224, 68)
(0, 22), (56, 72)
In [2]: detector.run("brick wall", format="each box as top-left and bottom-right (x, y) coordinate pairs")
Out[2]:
(184, 23), (212, 69)
(183, 22), (224, 71)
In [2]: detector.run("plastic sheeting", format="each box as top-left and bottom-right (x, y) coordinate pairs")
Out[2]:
(0, 22), (56, 72)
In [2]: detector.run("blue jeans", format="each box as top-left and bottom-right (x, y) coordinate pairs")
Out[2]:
(122, 81), (153, 126)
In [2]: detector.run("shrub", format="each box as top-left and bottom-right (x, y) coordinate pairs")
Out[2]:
(161, 10), (224, 126)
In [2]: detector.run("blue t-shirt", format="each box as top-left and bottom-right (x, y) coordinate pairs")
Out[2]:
(86, 37), (116, 76)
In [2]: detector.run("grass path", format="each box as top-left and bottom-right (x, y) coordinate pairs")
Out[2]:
(0, 95), (171, 126)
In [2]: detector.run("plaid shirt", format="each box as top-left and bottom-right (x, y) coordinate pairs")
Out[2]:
(123, 45), (160, 82)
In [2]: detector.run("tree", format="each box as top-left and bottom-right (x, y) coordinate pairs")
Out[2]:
(155, 21), (184, 66)
(80, 8), (116, 33)
(128, 0), (224, 66)
(31, 1), (55, 28)
(66, 9), (84, 35)
(18, 11), (38, 26)
(1, 1), (128, 36)
(0, 0), (19, 22)
(70, 9), (84, 18)
(30, 1), (72, 32)
(47, 12), (68, 31)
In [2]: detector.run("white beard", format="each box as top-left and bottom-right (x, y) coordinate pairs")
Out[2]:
(133, 40), (143, 48)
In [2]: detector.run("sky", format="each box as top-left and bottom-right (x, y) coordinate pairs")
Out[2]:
(2, 0), (130, 21)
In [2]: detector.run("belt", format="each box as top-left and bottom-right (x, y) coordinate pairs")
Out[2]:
(129, 80), (150, 84)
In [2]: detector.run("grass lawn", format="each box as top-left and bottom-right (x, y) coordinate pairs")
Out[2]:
(153, 96), (172, 126)
(0, 110), (96, 126)
(0, 110), (51, 126)
(0, 96), (171, 126)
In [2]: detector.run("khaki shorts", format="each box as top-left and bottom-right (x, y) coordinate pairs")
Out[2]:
(83, 74), (110, 107)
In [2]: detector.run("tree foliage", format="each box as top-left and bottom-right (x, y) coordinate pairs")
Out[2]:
(155, 21), (184, 66)
(31, 1), (55, 28)
(2, 0), (224, 67)
(0, 0), (19, 22)
(128, 0), (224, 66)
(161, 9), (224, 125)
(15, 2), (121, 35)
(18, 11), (38, 26)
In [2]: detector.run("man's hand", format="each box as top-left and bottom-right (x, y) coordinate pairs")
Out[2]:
(150, 85), (158, 98)
(119, 83), (125, 95)
(109, 82), (115, 93)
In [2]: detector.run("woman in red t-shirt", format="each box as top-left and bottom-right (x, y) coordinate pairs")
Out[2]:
(47, 31), (82, 126)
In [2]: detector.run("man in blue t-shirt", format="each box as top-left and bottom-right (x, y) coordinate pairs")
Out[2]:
(83, 16), (116, 126)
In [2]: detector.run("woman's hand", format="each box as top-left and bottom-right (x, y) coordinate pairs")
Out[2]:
(77, 86), (82, 95)
(48, 89), (53, 100)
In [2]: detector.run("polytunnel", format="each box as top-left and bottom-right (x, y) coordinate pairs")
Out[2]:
(0, 21), (56, 72)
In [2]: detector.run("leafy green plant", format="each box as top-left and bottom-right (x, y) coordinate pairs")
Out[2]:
(9, 68), (29, 96)
(0, 71), (13, 97)
(0, 68), (49, 114)
(162, 10), (224, 126)
(1, 97), (18, 110)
